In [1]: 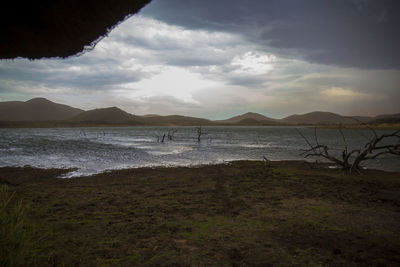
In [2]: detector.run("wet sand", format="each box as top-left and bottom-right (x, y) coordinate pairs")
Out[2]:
(1, 161), (400, 266)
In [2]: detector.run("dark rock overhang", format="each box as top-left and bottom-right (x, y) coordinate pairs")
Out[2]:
(1, 0), (151, 59)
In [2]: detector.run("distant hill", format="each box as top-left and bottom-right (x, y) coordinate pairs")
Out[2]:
(280, 111), (372, 125)
(0, 97), (399, 127)
(349, 116), (372, 123)
(70, 108), (212, 125)
(217, 112), (278, 125)
(142, 115), (213, 126)
(70, 107), (140, 123)
(0, 98), (213, 126)
(0, 101), (22, 112)
(0, 98), (83, 121)
(369, 113), (400, 124)
(373, 113), (400, 120)
(236, 118), (273, 125)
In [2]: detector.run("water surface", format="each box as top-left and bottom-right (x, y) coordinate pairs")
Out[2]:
(0, 126), (398, 177)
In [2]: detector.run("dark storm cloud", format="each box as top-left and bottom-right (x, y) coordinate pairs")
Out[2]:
(141, 0), (400, 69)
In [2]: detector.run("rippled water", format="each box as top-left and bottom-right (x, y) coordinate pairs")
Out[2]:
(0, 126), (398, 177)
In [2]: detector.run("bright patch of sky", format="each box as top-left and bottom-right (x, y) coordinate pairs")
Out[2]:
(232, 52), (276, 75)
(121, 66), (222, 103)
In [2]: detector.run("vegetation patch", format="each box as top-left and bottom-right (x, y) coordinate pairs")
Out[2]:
(0, 185), (33, 266)
(0, 161), (399, 266)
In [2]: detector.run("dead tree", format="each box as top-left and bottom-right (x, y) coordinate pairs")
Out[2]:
(196, 126), (203, 142)
(168, 130), (177, 141)
(298, 128), (400, 173)
(155, 133), (166, 143)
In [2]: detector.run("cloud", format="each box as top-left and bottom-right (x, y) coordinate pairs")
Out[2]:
(0, 58), (147, 91)
(102, 16), (246, 68)
(1, 12), (399, 118)
(231, 52), (276, 75)
(322, 87), (365, 98)
(141, 0), (400, 69)
(0, 16), (280, 97)
(122, 65), (223, 103)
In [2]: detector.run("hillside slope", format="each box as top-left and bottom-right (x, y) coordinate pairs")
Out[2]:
(217, 112), (278, 124)
(0, 98), (83, 121)
(70, 107), (140, 123)
(281, 111), (371, 125)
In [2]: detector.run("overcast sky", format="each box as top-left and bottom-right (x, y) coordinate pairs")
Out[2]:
(1, 0), (399, 119)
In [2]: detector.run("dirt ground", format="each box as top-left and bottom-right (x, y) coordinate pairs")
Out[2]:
(1, 161), (400, 266)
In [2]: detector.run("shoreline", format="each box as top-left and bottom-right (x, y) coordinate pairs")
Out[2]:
(1, 122), (399, 129)
(2, 159), (399, 179)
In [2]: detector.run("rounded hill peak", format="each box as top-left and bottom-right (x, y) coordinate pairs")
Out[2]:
(26, 97), (51, 103)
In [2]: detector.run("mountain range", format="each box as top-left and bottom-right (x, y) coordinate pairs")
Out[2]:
(0, 98), (399, 126)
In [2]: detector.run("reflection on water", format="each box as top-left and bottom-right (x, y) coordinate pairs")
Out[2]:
(0, 126), (398, 177)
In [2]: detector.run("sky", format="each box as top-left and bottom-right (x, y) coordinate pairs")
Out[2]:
(0, 0), (399, 119)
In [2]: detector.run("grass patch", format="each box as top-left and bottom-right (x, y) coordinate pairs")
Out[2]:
(0, 185), (33, 266)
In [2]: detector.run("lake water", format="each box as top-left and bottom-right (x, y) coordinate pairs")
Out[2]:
(0, 126), (398, 177)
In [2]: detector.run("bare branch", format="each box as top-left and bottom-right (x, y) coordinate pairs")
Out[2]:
(297, 127), (400, 173)
(314, 127), (322, 153)
(296, 128), (316, 153)
(196, 125), (205, 142)
(338, 126), (348, 153)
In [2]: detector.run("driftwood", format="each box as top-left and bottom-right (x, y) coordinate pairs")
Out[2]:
(297, 127), (400, 173)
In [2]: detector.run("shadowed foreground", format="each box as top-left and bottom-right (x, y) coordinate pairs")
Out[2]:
(1, 161), (400, 266)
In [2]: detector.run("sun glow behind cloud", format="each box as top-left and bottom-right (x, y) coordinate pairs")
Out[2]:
(122, 66), (223, 103)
